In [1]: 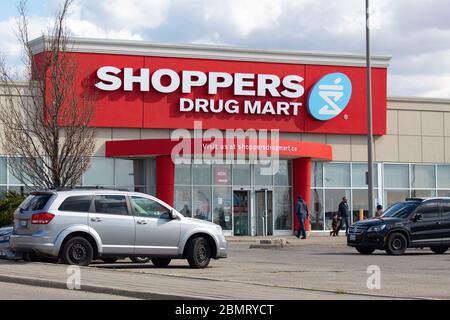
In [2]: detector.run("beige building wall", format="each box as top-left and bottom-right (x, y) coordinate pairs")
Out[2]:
(293, 97), (450, 164)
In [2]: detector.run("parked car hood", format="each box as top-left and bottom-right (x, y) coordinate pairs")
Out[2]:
(0, 227), (13, 237)
(355, 217), (403, 227)
(184, 217), (219, 229)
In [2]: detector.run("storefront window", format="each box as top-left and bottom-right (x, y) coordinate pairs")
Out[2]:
(193, 164), (211, 185)
(324, 189), (350, 230)
(324, 163), (350, 188)
(175, 164), (191, 185)
(384, 189), (409, 208)
(83, 157), (114, 186)
(274, 161), (291, 186)
(352, 163), (378, 187)
(352, 189), (377, 222)
(174, 186), (191, 217)
(274, 187), (292, 230)
(438, 190), (450, 197)
(8, 157), (38, 185)
(310, 189), (324, 230)
(254, 163), (273, 186)
(411, 189), (436, 198)
(114, 159), (134, 187)
(192, 186), (211, 221)
(0, 157), (6, 185)
(437, 165), (450, 188)
(213, 187), (232, 230)
(384, 164), (409, 188)
(311, 162), (323, 188)
(213, 165), (231, 185)
(232, 164), (251, 185)
(411, 165), (435, 189)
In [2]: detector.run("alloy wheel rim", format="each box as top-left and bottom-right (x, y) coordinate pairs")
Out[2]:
(392, 238), (403, 250)
(70, 243), (87, 262)
(197, 244), (208, 263)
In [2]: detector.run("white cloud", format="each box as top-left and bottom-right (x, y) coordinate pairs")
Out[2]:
(2, 0), (450, 98)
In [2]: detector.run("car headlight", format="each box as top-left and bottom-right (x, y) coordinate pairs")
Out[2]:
(368, 225), (386, 232)
(0, 235), (10, 242)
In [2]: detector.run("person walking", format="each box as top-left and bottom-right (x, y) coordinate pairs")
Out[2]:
(295, 196), (309, 239)
(337, 196), (350, 236)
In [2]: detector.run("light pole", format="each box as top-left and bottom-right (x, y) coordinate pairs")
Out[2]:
(366, 0), (375, 217)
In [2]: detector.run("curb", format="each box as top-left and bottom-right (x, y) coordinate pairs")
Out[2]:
(0, 274), (201, 300)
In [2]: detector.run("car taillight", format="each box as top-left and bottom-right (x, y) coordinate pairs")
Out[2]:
(31, 212), (55, 224)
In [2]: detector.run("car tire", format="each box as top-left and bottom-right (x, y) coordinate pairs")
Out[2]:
(130, 257), (150, 263)
(385, 232), (407, 255)
(61, 236), (94, 266)
(151, 258), (171, 267)
(356, 247), (375, 255)
(430, 246), (448, 254)
(186, 236), (211, 269)
(102, 258), (118, 263)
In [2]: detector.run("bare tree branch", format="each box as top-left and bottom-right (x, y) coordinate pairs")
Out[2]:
(0, 0), (95, 191)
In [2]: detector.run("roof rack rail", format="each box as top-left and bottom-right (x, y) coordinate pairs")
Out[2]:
(46, 186), (132, 192)
(405, 197), (425, 201)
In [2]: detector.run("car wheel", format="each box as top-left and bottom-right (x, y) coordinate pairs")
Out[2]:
(61, 236), (94, 266)
(102, 258), (118, 263)
(430, 246), (448, 254)
(130, 257), (150, 263)
(151, 258), (171, 267)
(356, 247), (375, 255)
(385, 232), (407, 255)
(186, 236), (211, 269)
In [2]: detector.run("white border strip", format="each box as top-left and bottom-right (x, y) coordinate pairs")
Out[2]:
(29, 36), (391, 68)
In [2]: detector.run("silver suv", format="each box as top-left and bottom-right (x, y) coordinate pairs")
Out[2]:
(10, 189), (227, 268)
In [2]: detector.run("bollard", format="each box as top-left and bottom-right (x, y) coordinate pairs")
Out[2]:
(359, 208), (364, 221)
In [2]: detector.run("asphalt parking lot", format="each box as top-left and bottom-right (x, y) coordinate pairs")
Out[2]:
(89, 237), (450, 299)
(1, 236), (450, 299)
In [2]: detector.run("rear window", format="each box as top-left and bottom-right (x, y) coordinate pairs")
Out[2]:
(20, 194), (52, 211)
(58, 196), (92, 212)
(94, 195), (128, 215)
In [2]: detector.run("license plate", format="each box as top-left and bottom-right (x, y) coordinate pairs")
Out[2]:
(350, 235), (356, 241)
(20, 220), (28, 227)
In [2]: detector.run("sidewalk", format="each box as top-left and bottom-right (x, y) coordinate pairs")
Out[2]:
(226, 234), (347, 245)
(0, 260), (391, 300)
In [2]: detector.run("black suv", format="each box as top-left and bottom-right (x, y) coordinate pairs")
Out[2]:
(347, 198), (450, 255)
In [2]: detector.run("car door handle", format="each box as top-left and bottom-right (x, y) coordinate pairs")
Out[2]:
(137, 220), (148, 225)
(90, 217), (102, 222)
(435, 221), (441, 225)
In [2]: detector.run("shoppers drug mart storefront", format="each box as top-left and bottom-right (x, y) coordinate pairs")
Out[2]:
(6, 37), (448, 236)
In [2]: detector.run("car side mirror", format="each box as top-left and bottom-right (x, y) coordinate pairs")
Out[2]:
(413, 213), (423, 222)
(171, 210), (178, 220)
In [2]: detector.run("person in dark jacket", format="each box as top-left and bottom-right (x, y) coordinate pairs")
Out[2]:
(295, 196), (309, 239)
(337, 196), (349, 236)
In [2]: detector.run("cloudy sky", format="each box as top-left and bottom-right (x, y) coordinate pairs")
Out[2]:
(1, 0), (450, 98)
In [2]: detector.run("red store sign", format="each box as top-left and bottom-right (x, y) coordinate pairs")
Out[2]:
(44, 49), (388, 135)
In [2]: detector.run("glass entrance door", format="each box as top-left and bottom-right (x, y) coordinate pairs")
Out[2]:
(255, 189), (273, 236)
(233, 190), (250, 235)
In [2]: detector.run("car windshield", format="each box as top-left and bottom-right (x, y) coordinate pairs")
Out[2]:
(382, 201), (421, 219)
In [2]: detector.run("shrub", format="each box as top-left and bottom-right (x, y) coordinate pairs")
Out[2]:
(0, 191), (26, 227)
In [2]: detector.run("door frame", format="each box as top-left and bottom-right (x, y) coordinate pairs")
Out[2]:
(254, 188), (274, 237)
